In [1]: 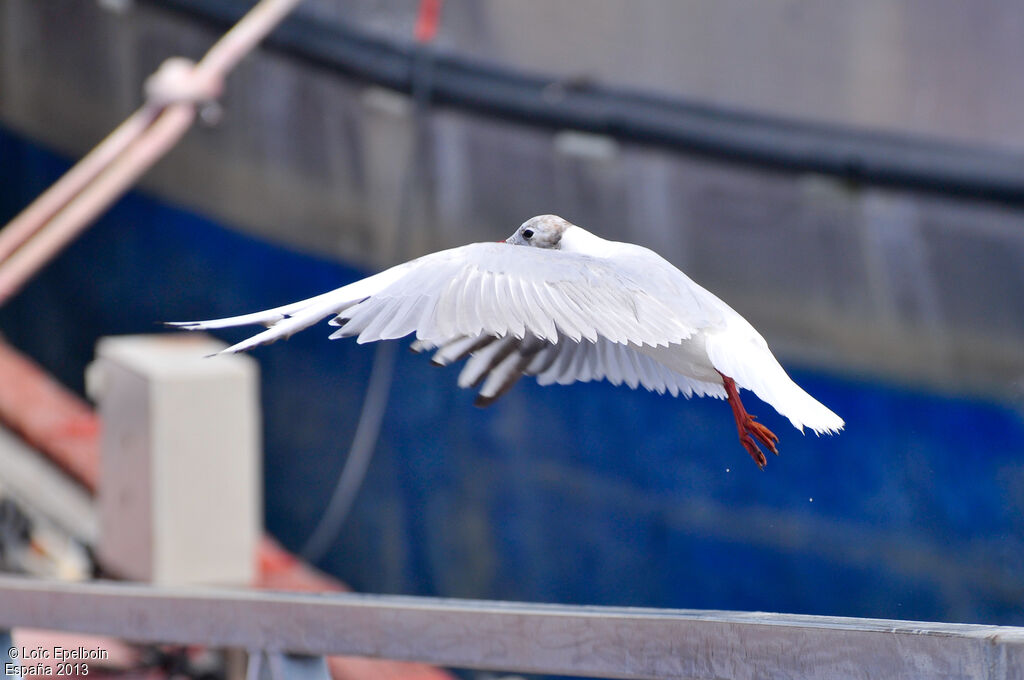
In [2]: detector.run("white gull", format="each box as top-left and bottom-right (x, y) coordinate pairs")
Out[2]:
(169, 215), (844, 467)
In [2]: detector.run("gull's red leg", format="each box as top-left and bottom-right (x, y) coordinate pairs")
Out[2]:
(718, 371), (779, 469)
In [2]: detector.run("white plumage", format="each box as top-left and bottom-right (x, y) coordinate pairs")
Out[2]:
(170, 215), (843, 466)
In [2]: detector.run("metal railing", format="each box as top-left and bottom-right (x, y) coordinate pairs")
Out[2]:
(1, 575), (1022, 679)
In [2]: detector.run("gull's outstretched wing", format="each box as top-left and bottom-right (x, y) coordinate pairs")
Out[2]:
(170, 242), (719, 354)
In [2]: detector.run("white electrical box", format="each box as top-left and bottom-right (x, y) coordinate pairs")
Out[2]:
(87, 334), (261, 586)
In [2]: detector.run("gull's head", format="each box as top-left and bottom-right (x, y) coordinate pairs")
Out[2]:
(506, 215), (572, 249)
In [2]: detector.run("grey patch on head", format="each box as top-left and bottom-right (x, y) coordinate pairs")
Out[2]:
(514, 214), (572, 249)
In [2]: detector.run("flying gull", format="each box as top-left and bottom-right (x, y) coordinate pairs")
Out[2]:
(169, 215), (844, 467)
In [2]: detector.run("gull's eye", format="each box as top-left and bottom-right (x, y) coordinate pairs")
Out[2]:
(522, 229), (534, 239)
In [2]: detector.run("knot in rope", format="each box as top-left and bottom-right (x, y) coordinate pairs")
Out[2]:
(144, 57), (224, 108)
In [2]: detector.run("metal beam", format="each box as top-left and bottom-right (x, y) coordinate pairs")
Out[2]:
(1, 575), (1022, 680)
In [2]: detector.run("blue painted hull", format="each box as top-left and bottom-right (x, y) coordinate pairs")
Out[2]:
(2, 126), (1021, 625)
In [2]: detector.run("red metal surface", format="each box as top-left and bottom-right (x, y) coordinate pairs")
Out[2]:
(414, 0), (444, 43)
(0, 337), (100, 491)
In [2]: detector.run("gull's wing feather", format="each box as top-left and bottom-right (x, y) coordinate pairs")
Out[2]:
(414, 333), (726, 406)
(166, 267), (409, 353)
(325, 243), (704, 347)
(170, 242), (706, 355)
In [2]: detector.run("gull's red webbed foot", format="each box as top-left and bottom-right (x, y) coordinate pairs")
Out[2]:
(718, 372), (779, 469)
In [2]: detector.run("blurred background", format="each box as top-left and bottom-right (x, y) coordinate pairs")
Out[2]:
(1, 0), (1023, 632)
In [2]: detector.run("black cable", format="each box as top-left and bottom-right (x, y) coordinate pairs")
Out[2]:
(298, 9), (441, 565)
(144, 0), (1024, 207)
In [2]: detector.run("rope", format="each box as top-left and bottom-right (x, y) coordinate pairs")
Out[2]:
(0, 0), (305, 305)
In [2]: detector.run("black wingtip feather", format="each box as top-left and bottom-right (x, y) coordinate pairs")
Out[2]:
(473, 393), (498, 408)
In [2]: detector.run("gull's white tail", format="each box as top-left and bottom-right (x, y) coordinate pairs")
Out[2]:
(706, 329), (844, 435)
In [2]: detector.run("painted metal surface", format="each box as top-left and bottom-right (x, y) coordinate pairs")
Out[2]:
(1, 576), (1023, 680)
(1, 127), (1023, 633)
(4, 2), (1024, 392)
